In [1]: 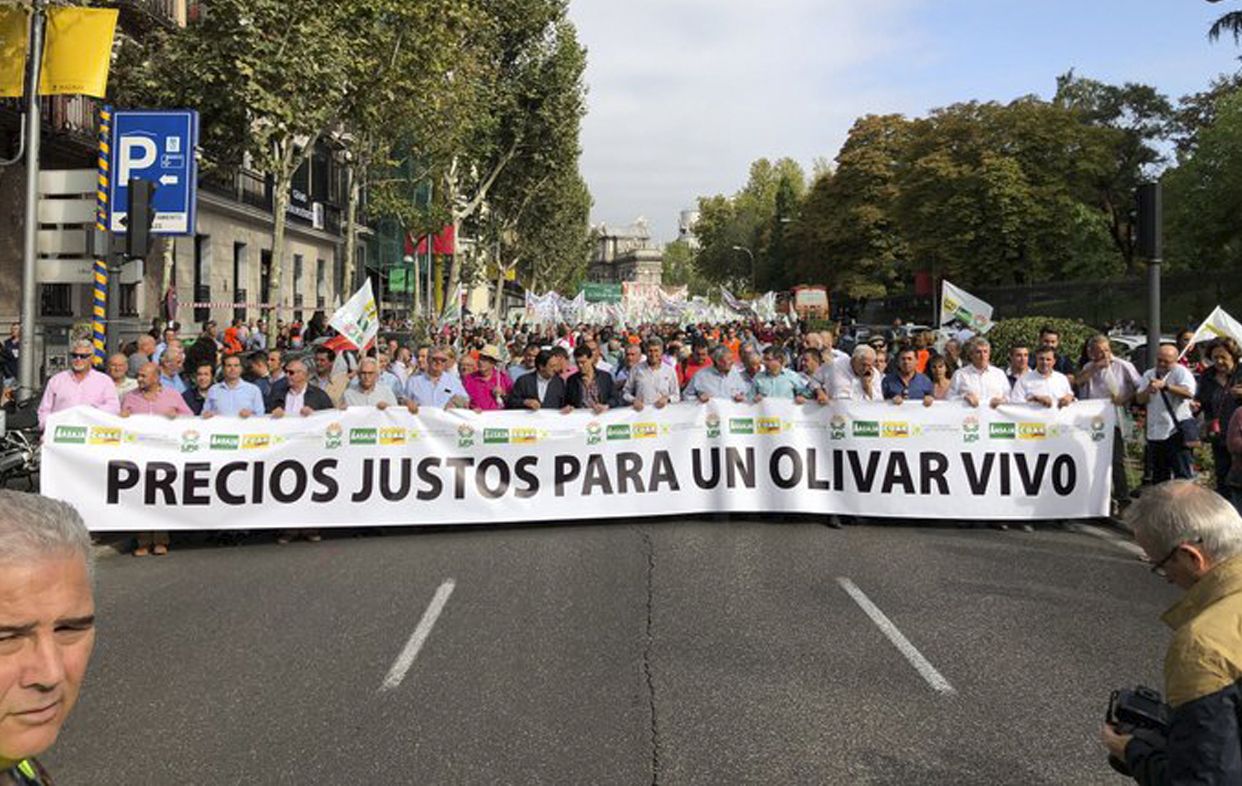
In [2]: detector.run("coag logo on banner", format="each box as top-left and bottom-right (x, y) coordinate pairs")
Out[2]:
(962, 415), (980, 443)
(829, 415), (847, 440)
(457, 424), (475, 448)
(586, 421), (603, 445)
(88, 427), (122, 446)
(324, 423), (343, 449)
(989, 423), (1016, 440)
(52, 425), (87, 444)
(852, 420), (880, 438)
(607, 424), (631, 441)
(729, 418), (754, 435)
(881, 421), (910, 439)
(1090, 416), (1107, 443)
(380, 427), (406, 446)
(350, 428), (377, 446)
(633, 423), (658, 439)
(757, 417), (782, 435)
(210, 434), (240, 451)
(484, 428), (510, 445)
(1017, 422), (1046, 440)
(242, 434), (271, 450)
(705, 413), (721, 438)
(180, 429), (201, 453)
(512, 428), (539, 444)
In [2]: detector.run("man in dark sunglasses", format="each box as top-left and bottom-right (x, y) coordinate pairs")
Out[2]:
(1101, 481), (1242, 783)
(36, 339), (120, 431)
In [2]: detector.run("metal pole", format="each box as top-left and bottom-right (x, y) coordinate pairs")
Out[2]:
(18, 1), (46, 401)
(1147, 257), (1161, 369)
(1139, 182), (1163, 369)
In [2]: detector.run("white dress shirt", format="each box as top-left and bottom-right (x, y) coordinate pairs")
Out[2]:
(949, 364), (1011, 405)
(1009, 369), (1074, 405)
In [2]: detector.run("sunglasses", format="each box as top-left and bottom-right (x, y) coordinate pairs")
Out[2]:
(70, 352), (92, 360)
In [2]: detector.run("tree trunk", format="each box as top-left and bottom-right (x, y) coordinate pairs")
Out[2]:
(342, 164), (359, 297)
(160, 238), (175, 321)
(448, 213), (462, 307)
(412, 231), (422, 319)
(266, 160), (293, 347)
(493, 260), (506, 325)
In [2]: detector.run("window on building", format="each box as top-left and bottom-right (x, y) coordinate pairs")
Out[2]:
(39, 284), (73, 317)
(194, 234), (211, 324)
(316, 258), (326, 308)
(233, 242), (248, 322)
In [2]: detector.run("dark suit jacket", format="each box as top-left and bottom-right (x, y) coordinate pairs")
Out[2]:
(566, 369), (618, 409)
(506, 371), (567, 409)
(265, 377), (334, 413)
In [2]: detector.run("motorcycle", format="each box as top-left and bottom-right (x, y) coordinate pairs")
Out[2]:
(0, 390), (42, 490)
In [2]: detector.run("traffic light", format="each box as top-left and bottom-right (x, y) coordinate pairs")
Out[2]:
(125, 177), (156, 259)
(1136, 182), (1162, 261)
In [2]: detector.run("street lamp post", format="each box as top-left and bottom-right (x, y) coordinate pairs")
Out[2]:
(731, 245), (755, 293)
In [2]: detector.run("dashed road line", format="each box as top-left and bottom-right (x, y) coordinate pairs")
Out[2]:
(380, 578), (456, 692)
(837, 577), (956, 696)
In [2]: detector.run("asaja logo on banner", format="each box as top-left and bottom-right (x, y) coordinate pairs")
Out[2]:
(586, 422), (602, 445)
(607, 424), (630, 441)
(324, 423), (343, 449)
(757, 417), (782, 435)
(511, 428), (539, 444)
(242, 434), (271, 450)
(350, 428), (377, 445)
(829, 415), (847, 440)
(380, 427), (406, 446)
(88, 427), (122, 446)
(989, 423), (1016, 440)
(1018, 423), (1046, 440)
(852, 420), (880, 438)
(962, 415), (980, 443)
(484, 428), (509, 445)
(1090, 416), (1107, 442)
(881, 422), (910, 438)
(729, 418), (754, 435)
(705, 413), (721, 438)
(210, 434), (240, 451)
(633, 423), (658, 439)
(457, 424), (475, 448)
(180, 429), (201, 453)
(53, 425), (87, 444)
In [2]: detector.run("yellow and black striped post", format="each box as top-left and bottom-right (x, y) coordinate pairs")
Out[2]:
(92, 105), (111, 366)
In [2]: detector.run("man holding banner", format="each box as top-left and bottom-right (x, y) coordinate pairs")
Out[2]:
(949, 339), (1010, 409)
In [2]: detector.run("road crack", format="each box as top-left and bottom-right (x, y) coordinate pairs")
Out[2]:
(636, 526), (662, 786)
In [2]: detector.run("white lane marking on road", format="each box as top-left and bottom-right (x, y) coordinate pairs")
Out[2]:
(836, 577), (956, 696)
(1066, 522), (1146, 558)
(380, 579), (456, 692)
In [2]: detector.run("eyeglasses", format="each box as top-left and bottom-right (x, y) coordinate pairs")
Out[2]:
(1151, 537), (1203, 576)
(70, 352), (92, 360)
(430, 357), (448, 363)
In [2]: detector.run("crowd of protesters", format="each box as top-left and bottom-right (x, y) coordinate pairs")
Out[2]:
(30, 309), (1242, 549)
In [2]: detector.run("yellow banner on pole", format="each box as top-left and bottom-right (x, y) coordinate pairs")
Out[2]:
(39, 7), (118, 98)
(0, 6), (29, 98)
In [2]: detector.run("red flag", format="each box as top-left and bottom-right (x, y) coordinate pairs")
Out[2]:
(414, 226), (455, 255)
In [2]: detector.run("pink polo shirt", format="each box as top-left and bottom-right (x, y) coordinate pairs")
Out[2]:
(121, 387), (193, 417)
(37, 368), (121, 430)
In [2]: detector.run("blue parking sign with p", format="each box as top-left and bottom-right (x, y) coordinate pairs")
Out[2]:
(109, 110), (199, 236)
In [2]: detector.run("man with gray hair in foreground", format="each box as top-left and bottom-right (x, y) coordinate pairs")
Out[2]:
(1101, 481), (1242, 784)
(0, 493), (96, 785)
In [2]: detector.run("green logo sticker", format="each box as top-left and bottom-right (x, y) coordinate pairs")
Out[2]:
(53, 425), (87, 444)
(484, 428), (510, 445)
(350, 428), (377, 445)
(607, 424), (631, 441)
(852, 420), (880, 438)
(989, 422), (1016, 440)
(210, 434), (240, 451)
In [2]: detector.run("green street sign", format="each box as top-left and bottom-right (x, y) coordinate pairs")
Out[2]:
(581, 282), (622, 303)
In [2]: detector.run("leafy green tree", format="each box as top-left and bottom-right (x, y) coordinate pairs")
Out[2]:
(662, 239), (708, 295)
(1165, 91), (1242, 274)
(1208, 0), (1242, 42)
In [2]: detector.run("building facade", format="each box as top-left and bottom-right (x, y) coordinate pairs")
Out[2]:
(587, 218), (662, 286)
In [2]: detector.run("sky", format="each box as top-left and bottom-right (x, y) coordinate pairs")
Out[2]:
(568, 0), (1241, 242)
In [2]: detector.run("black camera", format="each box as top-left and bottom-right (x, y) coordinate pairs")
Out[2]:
(1106, 686), (1171, 776)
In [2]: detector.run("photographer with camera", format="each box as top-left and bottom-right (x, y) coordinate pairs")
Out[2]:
(1102, 480), (1242, 783)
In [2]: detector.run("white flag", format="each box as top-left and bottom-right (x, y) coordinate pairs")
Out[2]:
(439, 284), (463, 325)
(940, 280), (994, 334)
(1181, 306), (1242, 358)
(328, 280), (379, 351)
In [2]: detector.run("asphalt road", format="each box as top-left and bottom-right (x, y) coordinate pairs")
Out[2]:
(45, 517), (1175, 785)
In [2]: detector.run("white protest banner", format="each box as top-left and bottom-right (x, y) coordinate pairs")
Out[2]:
(43, 400), (1114, 531)
(1181, 305), (1242, 359)
(328, 280), (379, 350)
(940, 280), (994, 334)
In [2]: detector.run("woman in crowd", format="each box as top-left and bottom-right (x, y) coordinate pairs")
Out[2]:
(1197, 338), (1242, 498)
(928, 355), (953, 401)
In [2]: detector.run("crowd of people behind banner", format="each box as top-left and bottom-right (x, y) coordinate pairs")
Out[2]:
(30, 311), (1242, 552)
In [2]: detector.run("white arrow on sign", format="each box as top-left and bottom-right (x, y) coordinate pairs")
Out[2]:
(159, 174), (179, 186)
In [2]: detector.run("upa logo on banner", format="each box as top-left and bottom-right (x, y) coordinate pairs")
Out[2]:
(962, 415), (980, 443)
(457, 424), (475, 448)
(53, 425), (88, 444)
(705, 413), (721, 438)
(586, 422), (603, 445)
(325, 423), (343, 449)
(179, 429), (201, 452)
(1090, 415), (1107, 442)
(829, 415), (847, 440)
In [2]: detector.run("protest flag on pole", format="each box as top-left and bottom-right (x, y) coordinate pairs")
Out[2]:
(1180, 305), (1242, 359)
(328, 279), (379, 351)
(940, 280), (994, 335)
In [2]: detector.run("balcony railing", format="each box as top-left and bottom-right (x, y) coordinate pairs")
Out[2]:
(114, 0), (186, 30)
